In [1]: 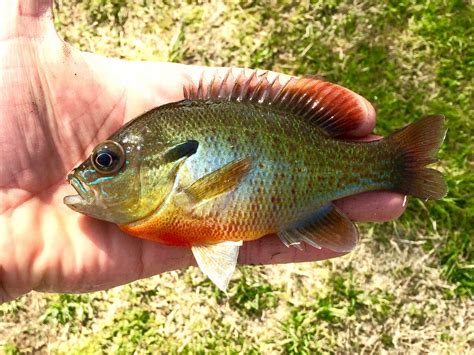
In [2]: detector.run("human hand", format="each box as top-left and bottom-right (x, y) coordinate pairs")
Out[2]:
(0, 0), (406, 303)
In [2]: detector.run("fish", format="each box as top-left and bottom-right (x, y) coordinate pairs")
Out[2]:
(64, 69), (447, 291)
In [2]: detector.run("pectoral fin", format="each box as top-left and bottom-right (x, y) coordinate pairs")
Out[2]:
(279, 204), (358, 252)
(185, 157), (252, 203)
(191, 241), (242, 292)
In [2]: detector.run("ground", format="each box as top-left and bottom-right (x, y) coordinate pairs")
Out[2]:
(1, 0), (473, 353)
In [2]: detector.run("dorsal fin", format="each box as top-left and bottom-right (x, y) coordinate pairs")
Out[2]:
(184, 69), (368, 137)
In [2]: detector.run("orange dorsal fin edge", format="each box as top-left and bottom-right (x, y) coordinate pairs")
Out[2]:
(183, 68), (368, 137)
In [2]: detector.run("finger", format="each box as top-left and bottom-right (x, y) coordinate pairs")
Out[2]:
(237, 190), (407, 265)
(334, 191), (407, 222)
(237, 191), (407, 266)
(140, 189), (407, 272)
(238, 234), (346, 265)
(1, 0), (52, 18)
(332, 135), (408, 222)
(0, 1), (54, 40)
(345, 92), (376, 137)
(17, 0), (52, 17)
(48, 214), (195, 293)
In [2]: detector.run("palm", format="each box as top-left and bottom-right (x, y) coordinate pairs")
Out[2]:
(0, 16), (197, 299)
(0, 2), (405, 303)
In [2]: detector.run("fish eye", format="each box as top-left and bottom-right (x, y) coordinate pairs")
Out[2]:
(91, 140), (125, 174)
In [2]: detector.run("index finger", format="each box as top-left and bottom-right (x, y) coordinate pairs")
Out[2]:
(238, 234), (345, 265)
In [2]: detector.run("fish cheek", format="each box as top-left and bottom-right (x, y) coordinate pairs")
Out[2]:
(89, 172), (144, 223)
(130, 159), (184, 221)
(97, 147), (189, 224)
(126, 140), (199, 222)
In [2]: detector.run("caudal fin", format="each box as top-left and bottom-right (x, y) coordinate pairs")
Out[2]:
(388, 115), (447, 200)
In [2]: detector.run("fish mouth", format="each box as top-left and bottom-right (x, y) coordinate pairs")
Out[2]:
(63, 173), (92, 206)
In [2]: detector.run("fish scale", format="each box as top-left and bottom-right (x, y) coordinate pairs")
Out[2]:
(65, 69), (447, 291)
(115, 100), (394, 243)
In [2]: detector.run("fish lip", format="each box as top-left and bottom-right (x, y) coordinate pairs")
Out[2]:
(64, 172), (92, 205)
(63, 194), (84, 206)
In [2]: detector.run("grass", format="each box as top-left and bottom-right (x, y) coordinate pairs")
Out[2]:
(1, 0), (473, 353)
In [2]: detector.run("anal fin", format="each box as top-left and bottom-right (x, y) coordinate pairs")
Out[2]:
(191, 241), (242, 292)
(279, 204), (358, 253)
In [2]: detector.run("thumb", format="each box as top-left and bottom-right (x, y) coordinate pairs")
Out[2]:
(0, 0), (54, 40)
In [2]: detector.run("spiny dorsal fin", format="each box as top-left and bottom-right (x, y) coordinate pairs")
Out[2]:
(278, 203), (358, 252)
(184, 69), (368, 137)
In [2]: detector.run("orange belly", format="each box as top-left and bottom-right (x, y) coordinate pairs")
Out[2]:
(120, 214), (217, 246)
(119, 208), (273, 247)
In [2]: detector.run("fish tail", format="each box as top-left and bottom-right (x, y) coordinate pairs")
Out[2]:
(388, 115), (447, 200)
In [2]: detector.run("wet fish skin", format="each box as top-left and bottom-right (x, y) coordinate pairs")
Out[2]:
(64, 69), (447, 290)
(117, 99), (396, 245)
